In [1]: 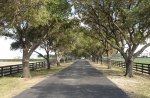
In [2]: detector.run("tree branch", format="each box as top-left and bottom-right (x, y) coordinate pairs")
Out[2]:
(34, 51), (47, 60)
(134, 43), (150, 57)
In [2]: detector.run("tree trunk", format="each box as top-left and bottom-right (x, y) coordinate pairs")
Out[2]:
(124, 58), (134, 77)
(65, 57), (68, 63)
(92, 55), (96, 62)
(63, 57), (66, 63)
(55, 51), (62, 66)
(56, 56), (61, 66)
(106, 50), (111, 69)
(22, 49), (31, 78)
(46, 51), (51, 69)
(100, 55), (103, 64)
(107, 58), (111, 69)
(46, 58), (50, 69)
(96, 56), (99, 64)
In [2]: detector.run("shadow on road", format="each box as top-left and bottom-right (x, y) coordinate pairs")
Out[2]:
(14, 60), (129, 98)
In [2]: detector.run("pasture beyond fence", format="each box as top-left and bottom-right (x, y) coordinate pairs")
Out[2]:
(0, 61), (48, 77)
(111, 60), (150, 75)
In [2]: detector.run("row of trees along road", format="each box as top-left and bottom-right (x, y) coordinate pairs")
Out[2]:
(70, 31), (115, 69)
(35, 18), (79, 68)
(1, 0), (150, 78)
(72, 0), (150, 77)
(0, 0), (79, 78)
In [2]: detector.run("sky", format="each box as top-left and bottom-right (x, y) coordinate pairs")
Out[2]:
(0, 37), (150, 59)
(0, 37), (41, 59)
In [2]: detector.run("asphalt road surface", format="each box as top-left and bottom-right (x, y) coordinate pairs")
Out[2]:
(14, 60), (129, 98)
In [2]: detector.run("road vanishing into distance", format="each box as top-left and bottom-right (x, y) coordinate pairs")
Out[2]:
(14, 60), (129, 98)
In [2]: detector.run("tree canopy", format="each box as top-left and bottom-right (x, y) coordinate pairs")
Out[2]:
(1, 0), (150, 78)
(72, 0), (150, 77)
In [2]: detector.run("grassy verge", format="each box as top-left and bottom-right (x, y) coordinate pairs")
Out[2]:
(112, 57), (150, 64)
(0, 62), (72, 98)
(91, 62), (150, 98)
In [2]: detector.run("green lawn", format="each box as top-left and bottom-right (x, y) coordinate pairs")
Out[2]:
(111, 57), (150, 64)
(0, 62), (72, 98)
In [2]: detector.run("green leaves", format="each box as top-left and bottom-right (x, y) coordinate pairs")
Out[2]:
(10, 41), (22, 50)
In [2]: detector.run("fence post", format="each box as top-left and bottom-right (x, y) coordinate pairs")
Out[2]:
(17, 65), (19, 73)
(1, 67), (3, 76)
(122, 62), (124, 68)
(33, 63), (35, 70)
(36, 62), (38, 69)
(136, 63), (137, 71)
(142, 64), (143, 74)
(40, 62), (42, 68)
(44, 61), (46, 68)
(42, 62), (43, 68)
(148, 65), (150, 75)
(10, 66), (12, 75)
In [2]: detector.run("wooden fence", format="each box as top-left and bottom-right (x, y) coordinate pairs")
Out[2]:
(111, 60), (150, 75)
(0, 61), (47, 77)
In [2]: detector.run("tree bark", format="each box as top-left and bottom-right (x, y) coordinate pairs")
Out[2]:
(56, 56), (61, 66)
(107, 58), (111, 69)
(106, 50), (111, 69)
(46, 51), (51, 69)
(55, 51), (62, 66)
(22, 49), (31, 78)
(63, 57), (66, 63)
(96, 56), (99, 64)
(124, 58), (134, 77)
(92, 55), (96, 62)
(100, 55), (103, 64)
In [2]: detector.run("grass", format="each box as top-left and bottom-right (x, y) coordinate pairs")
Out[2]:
(0, 62), (72, 98)
(91, 62), (150, 98)
(112, 57), (150, 64)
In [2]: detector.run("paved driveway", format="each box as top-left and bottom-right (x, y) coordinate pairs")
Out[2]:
(14, 60), (129, 98)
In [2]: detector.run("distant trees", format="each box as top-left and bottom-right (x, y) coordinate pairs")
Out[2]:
(70, 32), (103, 62)
(52, 19), (79, 66)
(73, 0), (150, 77)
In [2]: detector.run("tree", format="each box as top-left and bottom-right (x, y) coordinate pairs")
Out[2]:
(3, 0), (71, 78)
(34, 1), (74, 68)
(34, 37), (54, 69)
(73, 0), (150, 77)
(0, 0), (51, 27)
(9, 22), (55, 78)
(52, 19), (79, 66)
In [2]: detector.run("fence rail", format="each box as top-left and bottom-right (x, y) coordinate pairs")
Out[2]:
(111, 60), (150, 75)
(0, 61), (47, 77)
